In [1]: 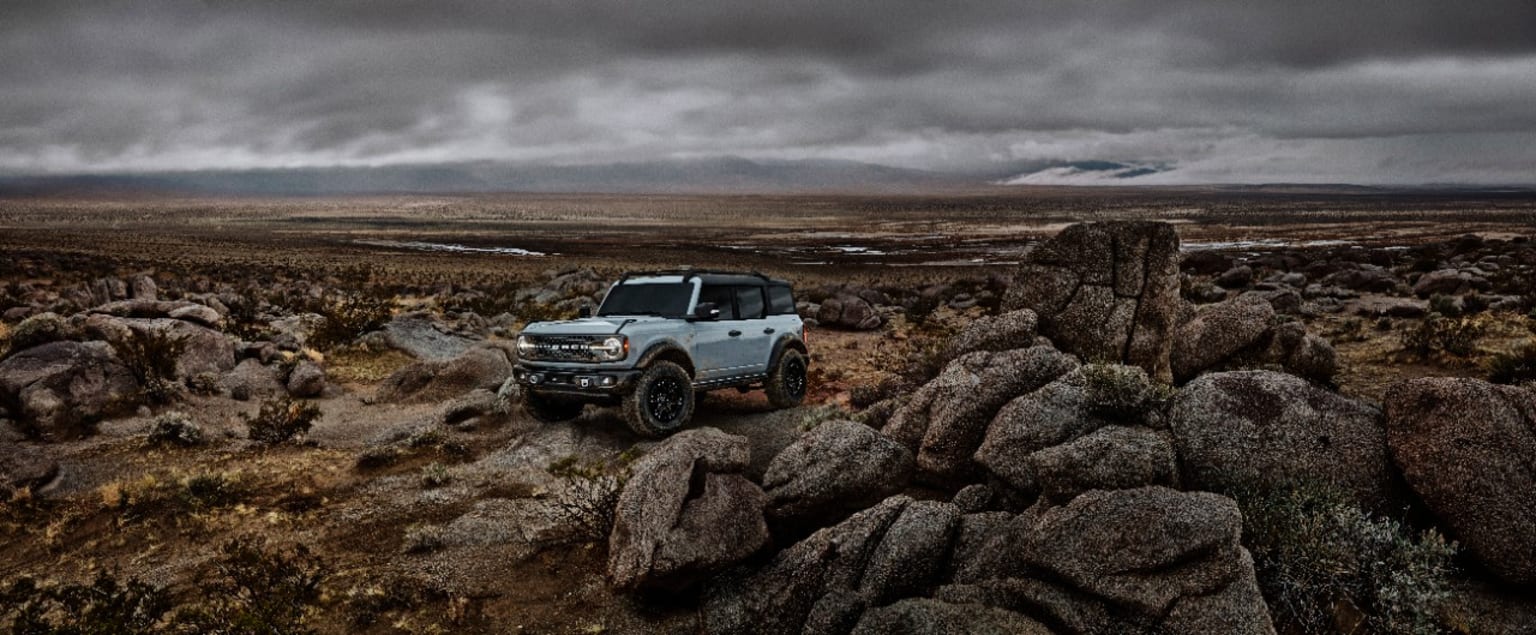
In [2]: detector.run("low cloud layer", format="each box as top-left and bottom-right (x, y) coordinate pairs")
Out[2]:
(2, 1), (1534, 184)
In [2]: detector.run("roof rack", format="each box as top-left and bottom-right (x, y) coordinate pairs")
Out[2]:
(615, 268), (774, 285)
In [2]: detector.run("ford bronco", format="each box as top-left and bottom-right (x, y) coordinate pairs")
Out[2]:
(512, 270), (809, 437)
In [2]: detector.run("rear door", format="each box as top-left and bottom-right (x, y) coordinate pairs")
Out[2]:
(731, 285), (774, 375)
(691, 284), (740, 381)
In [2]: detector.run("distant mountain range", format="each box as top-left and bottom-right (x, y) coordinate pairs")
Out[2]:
(0, 157), (966, 196)
(0, 157), (1528, 196)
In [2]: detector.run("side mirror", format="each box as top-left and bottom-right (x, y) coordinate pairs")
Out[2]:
(692, 302), (720, 321)
(578, 305), (592, 318)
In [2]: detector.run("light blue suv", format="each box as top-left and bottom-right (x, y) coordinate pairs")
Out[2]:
(513, 270), (809, 437)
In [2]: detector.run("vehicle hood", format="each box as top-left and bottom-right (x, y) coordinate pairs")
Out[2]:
(520, 316), (672, 336)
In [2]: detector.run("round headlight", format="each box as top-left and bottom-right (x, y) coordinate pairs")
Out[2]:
(516, 335), (534, 355)
(593, 336), (626, 360)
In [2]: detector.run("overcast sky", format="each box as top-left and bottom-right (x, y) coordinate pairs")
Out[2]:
(3, 1), (1534, 184)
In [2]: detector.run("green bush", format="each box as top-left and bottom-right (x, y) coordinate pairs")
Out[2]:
(147, 411), (204, 447)
(1487, 341), (1536, 386)
(1079, 363), (1166, 420)
(1234, 483), (1456, 635)
(243, 396), (321, 444)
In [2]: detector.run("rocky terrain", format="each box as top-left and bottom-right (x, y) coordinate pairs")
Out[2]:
(3, 193), (1536, 633)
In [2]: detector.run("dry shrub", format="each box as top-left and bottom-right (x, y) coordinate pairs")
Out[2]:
(110, 329), (187, 405)
(243, 396), (321, 444)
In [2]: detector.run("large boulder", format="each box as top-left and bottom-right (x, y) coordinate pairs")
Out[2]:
(285, 360), (326, 398)
(883, 346), (1079, 486)
(975, 365), (1169, 499)
(1029, 425), (1178, 503)
(1170, 371), (1400, 512)
(89, 299), (223, 328)
(375, 344), (513, 403)
(608, 428), (769, 592)
(1170, 294), (1274, 382)
(78, 315), (236, 379)
(939, 309), (1038, 363)
(1413, 268), (1490, 298)
(947, 487), (1274, 634)
(817, 295), (883, 330)
(1004, 221), (1181, 383)
(380, 314), (477, 360)
(763, 420), (914, 533)
(704, 496), (961, 635)
(1384, 378), (1536, 584)
(0, 341), (138, 438)
(221, 358), (284, 401)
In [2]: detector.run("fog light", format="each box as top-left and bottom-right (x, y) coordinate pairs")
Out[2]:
(528, 374), (543, 384)
(601, 376), (616, 386)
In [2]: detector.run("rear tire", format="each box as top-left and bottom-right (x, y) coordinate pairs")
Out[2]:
(523, 390), (585, 423)
(765, 348), (808, 409)
(623, 361), (695, 438)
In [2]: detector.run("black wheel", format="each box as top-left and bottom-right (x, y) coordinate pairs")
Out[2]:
(623, 361), (696, 437)
(765, 348), (808, 409)
(523, 390), (585, 423)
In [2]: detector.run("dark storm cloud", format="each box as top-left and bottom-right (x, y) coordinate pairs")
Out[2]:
(2, 0), (1535, 183)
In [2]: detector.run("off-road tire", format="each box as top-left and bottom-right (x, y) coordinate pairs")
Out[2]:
(623, 361), (695, 438)
(523, 390), (585, 423)
(765, 348), (809, 409)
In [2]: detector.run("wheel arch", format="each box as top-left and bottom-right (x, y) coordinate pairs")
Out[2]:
(635, 341), (696, 378)
(769, 335), (808, 368)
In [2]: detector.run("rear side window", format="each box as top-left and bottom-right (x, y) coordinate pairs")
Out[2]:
(735, 286), (765, 319)
(768, 285), (795, 315)
(697, 285), (738, 320)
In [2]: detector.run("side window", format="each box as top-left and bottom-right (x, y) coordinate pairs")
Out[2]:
(697, 285), (738, 320)
(768, 285), (795, 315)
(735, 286), (765, 319)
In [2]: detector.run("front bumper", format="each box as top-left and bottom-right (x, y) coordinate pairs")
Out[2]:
(513, 364), (641, 396)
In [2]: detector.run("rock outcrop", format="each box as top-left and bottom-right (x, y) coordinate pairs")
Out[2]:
(704, 495), (961, 635)
(1384, 378), (1536, 584)
(945, 487), (1275, 634)
(975, 365), (1174, 501)
(939, 309), (1038, 363)
(375, 344), (513, 403)
(1003, 221), (1181, 383)
(816, 295), (883, 331)
(0, 341), (138, 438)
(608, 428), (769, 592)
(763, 420), (914, 533)
(883, 345), (1078, 486)
(1170, 371), (1400, 512)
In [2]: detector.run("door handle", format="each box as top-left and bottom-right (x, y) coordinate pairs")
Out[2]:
(728, 330), (742, 337)
(764, 327), (775, 334)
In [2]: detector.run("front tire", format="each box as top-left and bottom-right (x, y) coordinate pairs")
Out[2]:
(623, 361), (695, 438)
(765, 348), (808, 409)
(523, 390), (585, 423)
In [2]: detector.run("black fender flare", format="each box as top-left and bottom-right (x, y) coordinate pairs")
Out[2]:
(768, 334), (809, 370)
(634, 341), (696, 377)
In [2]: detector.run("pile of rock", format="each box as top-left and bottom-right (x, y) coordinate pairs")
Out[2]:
(594, 222), (1536, 633)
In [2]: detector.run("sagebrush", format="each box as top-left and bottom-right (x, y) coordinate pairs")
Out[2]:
(1234, 483), (1456, 635)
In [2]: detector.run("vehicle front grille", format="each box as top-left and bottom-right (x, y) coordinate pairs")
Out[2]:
(524, 335), (602, 362)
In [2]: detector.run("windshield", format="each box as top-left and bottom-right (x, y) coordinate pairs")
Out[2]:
(597, 282), (695, 317)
